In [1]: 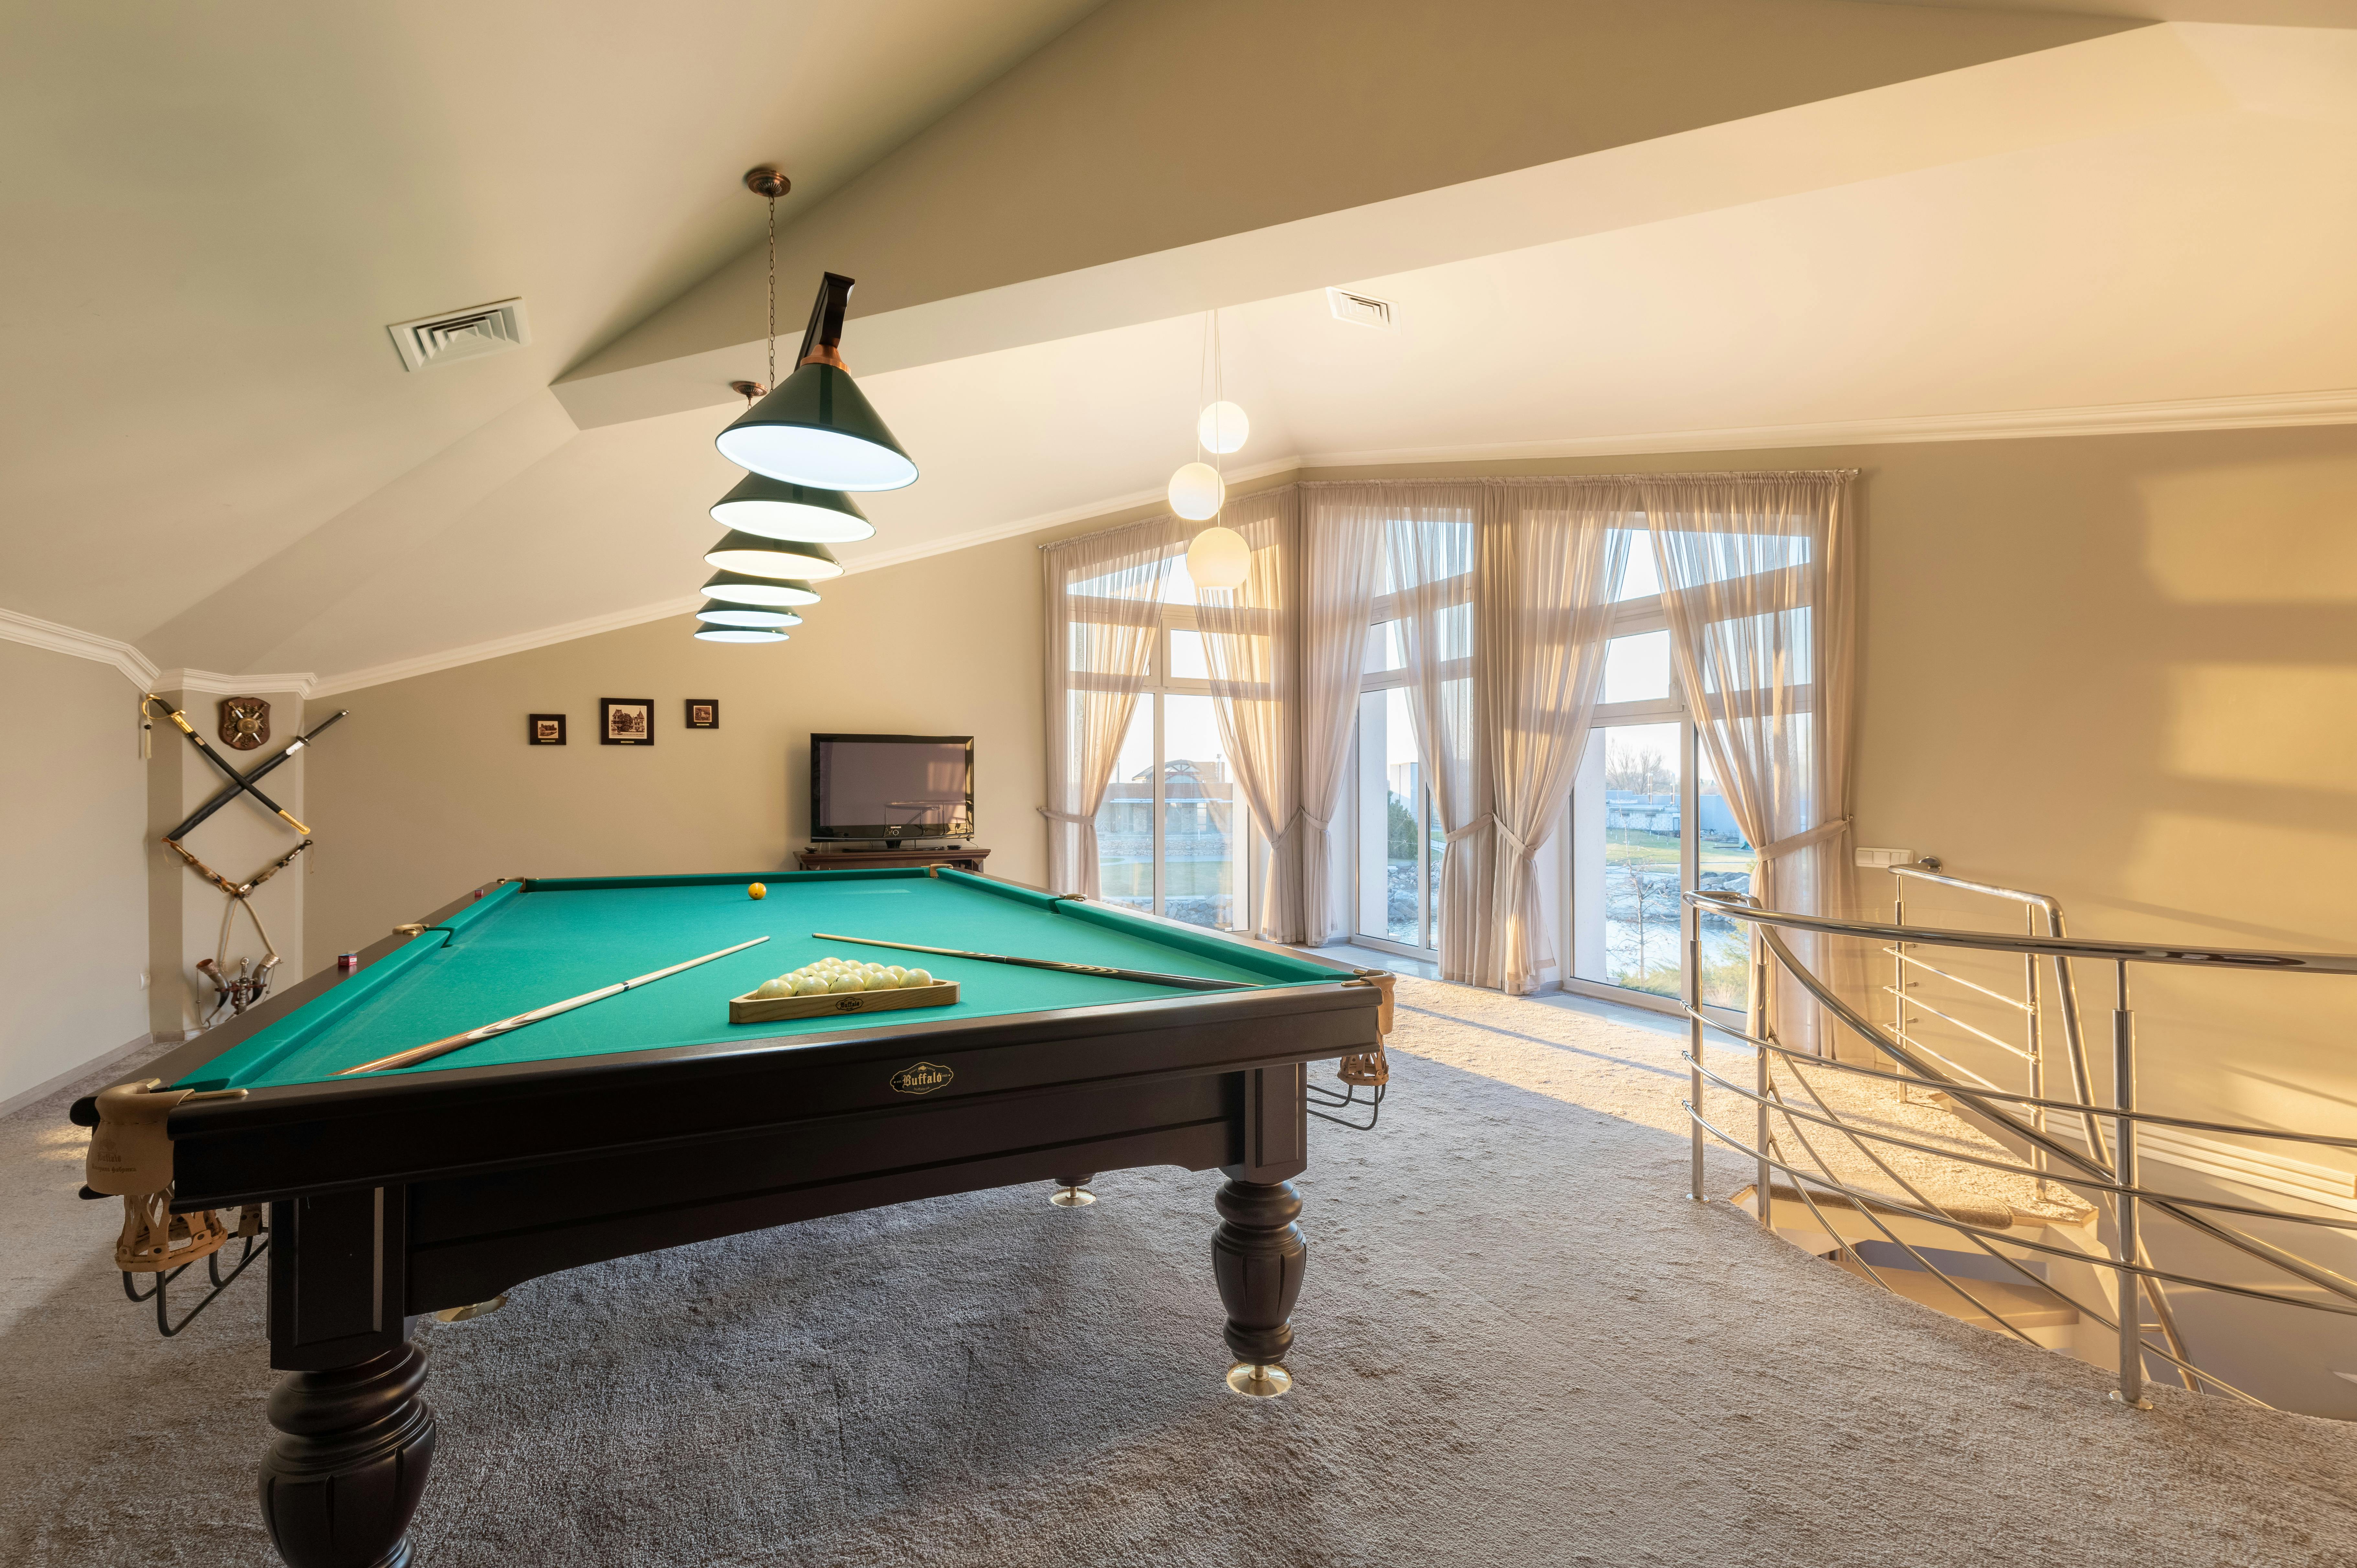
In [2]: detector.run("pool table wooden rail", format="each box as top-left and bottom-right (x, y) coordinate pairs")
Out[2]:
(154, 976), (1378, 1211)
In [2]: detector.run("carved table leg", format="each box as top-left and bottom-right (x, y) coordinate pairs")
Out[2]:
(259, 1340), (436, 1568)
(1212, 1177), (1306, 1397)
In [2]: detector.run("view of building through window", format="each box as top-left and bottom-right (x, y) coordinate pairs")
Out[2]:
(1092, 644), (1245, 931)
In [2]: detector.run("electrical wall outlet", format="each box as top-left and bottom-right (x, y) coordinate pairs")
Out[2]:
(1854, 847), (1917, 869)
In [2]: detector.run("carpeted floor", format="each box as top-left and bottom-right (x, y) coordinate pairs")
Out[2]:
(6, 975), (2355, 1566)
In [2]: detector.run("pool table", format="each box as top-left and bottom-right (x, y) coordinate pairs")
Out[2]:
(76, 868), (1389, 1568)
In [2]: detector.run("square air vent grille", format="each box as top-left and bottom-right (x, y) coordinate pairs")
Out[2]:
(386, 297), (531, 371)
(1325, 287), (1395, 330)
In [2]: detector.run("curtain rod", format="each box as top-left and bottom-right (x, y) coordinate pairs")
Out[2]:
(1294, 469), (1859, 488)
(1040, 469), (1857, 550)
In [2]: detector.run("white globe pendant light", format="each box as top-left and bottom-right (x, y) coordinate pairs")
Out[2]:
(1197, 400), (1249, 455)
(1168, 461), (1225, 521)
(1187, 524), (1250, 590)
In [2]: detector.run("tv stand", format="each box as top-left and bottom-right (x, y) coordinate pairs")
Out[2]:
(796, 846), (990, 875)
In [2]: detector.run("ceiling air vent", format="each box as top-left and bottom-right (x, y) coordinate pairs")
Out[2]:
(1325, 287), (1395, 330)
(386, 297), (532, 371)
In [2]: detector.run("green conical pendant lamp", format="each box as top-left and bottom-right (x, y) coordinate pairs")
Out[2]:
(704, 530), (841, 580)
(710, 471), (874, 543)
(693, 626), (790, 644)
(716, 272), (917, 491)
(703, 569), (820, 607)
(696, 600), (801, 629)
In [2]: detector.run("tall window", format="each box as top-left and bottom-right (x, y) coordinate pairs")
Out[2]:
(1564, 535), (1756, 1016)
(1091, 555), (1253, 930)
(1346, 554), (1463, 960)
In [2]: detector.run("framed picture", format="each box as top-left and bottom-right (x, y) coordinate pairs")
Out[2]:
(684, 699), (719, 730)
(600, 698), (654, 746)
(527, 713), (567, 746)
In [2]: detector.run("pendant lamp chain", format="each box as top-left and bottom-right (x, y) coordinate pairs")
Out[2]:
(766, 191), (777, 392)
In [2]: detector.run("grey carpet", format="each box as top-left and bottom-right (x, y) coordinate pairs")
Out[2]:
(6, 979), (2356, 1566)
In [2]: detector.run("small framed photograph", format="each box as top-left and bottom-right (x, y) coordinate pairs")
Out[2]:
(684, 699), (720, 730)
(600, 698), (654, 746)
(527, 713), (567, 746)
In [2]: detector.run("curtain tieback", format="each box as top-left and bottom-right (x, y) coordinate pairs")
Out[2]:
(1036, 807), (1094, 825)
(1756, 817), (1851, 862)
(1444, 815), (1539, 862)
(1267, 806), (1324, 850)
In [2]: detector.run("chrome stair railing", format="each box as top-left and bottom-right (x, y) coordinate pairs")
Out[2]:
(1682, 869), (2357, 1410)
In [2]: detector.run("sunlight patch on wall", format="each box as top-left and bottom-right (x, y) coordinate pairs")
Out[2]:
(2165, 665), (2357, 793)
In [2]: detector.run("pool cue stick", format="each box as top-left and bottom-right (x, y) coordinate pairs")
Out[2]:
(165, 710), (347, 844)
(142, 696), (311, 835)
(335, 936), (771, 1077)
(810, 933), (1252, 992)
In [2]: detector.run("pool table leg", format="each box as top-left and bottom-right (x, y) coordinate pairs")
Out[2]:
(259, 1341), (437, 1568)
(1212, 1063), (1311, 1397)
(258, 1187), (437, 1568)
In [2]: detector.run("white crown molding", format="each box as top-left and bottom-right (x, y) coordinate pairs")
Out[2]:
(151, 667), (318, 698)
(306, 595), (704, 699)
(0, 606), (158, 687)
(1295, 386), (2357, 469)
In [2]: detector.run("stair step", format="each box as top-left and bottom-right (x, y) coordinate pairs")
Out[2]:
(1834, 1252), (2079, 1330)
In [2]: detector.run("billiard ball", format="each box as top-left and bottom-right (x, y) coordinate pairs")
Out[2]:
(748, 883), (767, 900)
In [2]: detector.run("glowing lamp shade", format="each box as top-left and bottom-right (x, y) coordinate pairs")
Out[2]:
(703, 530), (843, 581)
(1167, 461), (1225, 521)
(695, 600), (801, 629)
(703, 569), (821, 607)
(715, 363), (917, 491)
(709, 474), (874, 543)
(1197, 401), (1249, 455)
(694, 626), (790, 644)
(1186, 525), (1251, 590)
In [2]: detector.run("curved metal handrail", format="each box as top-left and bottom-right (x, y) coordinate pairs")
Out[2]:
(1689, 889), (2357, 975)
(1681, 874), (2357, 1412)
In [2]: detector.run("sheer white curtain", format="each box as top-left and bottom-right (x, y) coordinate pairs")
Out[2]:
(1039, 516), (1184, 896)
(1377, 483), (1490, 982)
(1478, 481), (1632, 993)
(1295, 490), (1384, 945)
(1195, 487), (1304, 940)
(1640, 470), (1857, 1054)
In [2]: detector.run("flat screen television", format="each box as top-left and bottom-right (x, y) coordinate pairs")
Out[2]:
(810, 734), (974, 844)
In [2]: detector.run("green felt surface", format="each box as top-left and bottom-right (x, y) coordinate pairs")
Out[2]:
(179, 871), (1340, 1091)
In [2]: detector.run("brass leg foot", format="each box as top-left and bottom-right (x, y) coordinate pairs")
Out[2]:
(1049, 1172), (1097, 1207)
(433, 1293), (507, 1323)
(1225, 1361), (1293, 1398)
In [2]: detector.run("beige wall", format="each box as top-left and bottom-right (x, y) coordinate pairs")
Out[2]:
(299, 523), (1055, 967)
(0, 642), (148, 1107)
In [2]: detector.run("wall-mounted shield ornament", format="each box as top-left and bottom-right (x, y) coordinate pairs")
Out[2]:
(219, 696), (271, 751)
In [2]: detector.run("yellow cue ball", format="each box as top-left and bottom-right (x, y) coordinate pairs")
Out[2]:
(747, 883), (767, 900)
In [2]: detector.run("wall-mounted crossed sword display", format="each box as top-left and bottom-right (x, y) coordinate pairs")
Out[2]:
(141, 697), (348, 1023)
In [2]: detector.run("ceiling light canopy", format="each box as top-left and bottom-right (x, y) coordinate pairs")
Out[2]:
(716, 272), (916, 491)
(704, 530), (843, 581)
(703, 569), (821, 607)
(709, 472), (874, 543)
(693, 626), (791, 644)
(695, 600), (802, 629)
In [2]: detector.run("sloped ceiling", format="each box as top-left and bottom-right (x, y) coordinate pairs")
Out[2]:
(5, 1), (2355, 691)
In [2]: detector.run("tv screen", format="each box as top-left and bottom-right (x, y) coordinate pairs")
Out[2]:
(811, 734), (974, 841)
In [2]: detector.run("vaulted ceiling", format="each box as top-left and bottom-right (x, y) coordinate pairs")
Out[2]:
(5, 1), (2354, 691)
